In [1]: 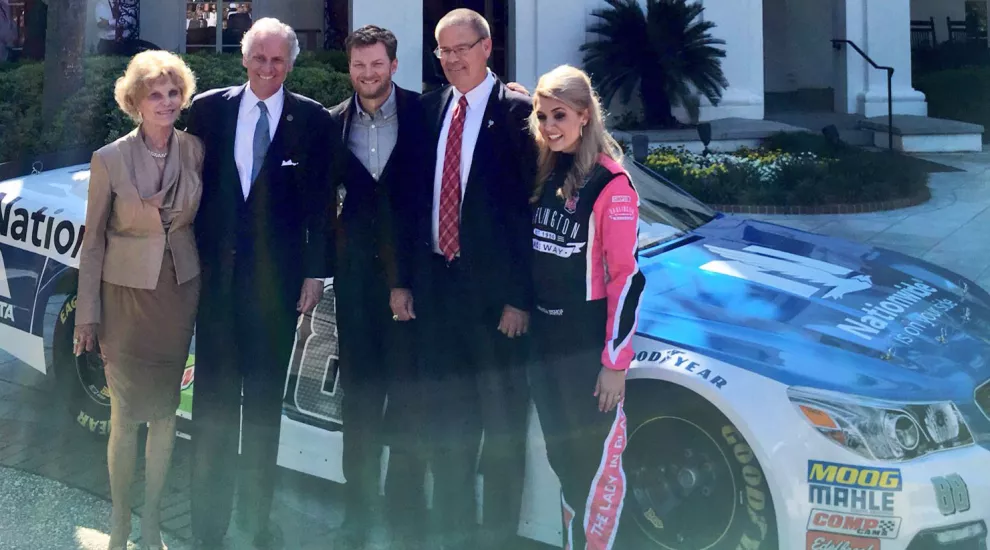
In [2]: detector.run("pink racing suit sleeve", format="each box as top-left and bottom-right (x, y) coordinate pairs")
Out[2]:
(592, 172), (646, 371)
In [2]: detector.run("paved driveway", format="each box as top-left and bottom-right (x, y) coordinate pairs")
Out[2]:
(743, 148), (990, 291)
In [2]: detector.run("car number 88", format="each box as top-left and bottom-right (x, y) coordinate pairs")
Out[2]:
(932, 474), (970, 516)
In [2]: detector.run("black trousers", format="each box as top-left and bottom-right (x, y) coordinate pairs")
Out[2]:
(529, 301), (628, 550)
(189, 281), (296, 543)
(335, 268), (426, 536)
(417, 254), (530, 546)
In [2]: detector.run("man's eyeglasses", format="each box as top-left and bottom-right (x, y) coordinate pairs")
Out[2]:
(434, 37), (484, 59)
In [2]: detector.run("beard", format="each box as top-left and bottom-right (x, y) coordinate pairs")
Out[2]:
(356, 78), (391, 102)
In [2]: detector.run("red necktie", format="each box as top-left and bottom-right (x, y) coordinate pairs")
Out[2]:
(439, 95), (468, 261)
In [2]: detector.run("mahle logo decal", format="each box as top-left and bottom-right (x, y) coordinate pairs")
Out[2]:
(701, 245), (872, 300)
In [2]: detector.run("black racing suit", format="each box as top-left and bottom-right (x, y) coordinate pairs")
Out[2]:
(529, 152), (646, 550)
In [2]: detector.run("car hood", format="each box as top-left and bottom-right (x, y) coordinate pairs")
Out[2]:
(637, 215), (990, 404)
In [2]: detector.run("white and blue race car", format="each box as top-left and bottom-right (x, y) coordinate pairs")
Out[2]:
(0, 157), (986, 549)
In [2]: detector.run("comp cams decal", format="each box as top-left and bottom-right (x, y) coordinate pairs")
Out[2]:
(807, 509), (901, 539)
(807, 460), (900, 515)
(0, 192), (85, 266)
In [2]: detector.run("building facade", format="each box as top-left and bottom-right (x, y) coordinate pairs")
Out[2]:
(85, 0), (934, 121)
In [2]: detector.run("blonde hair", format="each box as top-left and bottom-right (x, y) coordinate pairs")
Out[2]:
(435, 8), (491, 41)
(114, 50), (197, 124)
(528, 65), (623, 204)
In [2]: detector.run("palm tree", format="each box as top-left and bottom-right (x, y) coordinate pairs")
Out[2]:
(42, 0), (85, 125)
(581, 0), (729, 128)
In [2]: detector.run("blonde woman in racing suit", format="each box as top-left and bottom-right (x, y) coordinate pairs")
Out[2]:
(527, 64), (646, 550)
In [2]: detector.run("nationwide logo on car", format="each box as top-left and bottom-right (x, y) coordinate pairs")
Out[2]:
(807, 509), (901, 539)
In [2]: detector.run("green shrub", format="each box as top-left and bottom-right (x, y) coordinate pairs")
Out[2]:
(915, 68), (990, 143)
(643, 133), (928, 206)
(0, 52), (351, 164)
(296, 50), (349, 73)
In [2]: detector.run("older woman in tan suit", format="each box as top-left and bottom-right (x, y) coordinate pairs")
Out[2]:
(74, 50), (202, 550)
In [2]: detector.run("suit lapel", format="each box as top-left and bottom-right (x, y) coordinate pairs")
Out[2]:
(262, 90), (299, 182)
(433, 86), (454, 143)
(340, 96), (356, 146)
(465, 80), (504, 193)
(221, 85), (245, 201)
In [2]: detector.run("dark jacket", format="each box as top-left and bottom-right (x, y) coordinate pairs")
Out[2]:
(185, 84), (336, 355)
(328, 85), (423, 290)
(412, 77), (538, 312)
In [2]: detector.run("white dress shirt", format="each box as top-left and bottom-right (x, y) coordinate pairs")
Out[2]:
(234, 84), (284, 199)
(432, 70), (496, 254)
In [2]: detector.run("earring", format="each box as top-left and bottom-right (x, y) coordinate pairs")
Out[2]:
(580, 124), (585, 138)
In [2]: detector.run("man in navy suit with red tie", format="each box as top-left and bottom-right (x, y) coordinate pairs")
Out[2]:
(394, 8), (537, 549)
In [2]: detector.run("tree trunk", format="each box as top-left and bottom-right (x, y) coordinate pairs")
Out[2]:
(42, 0), (86, 126)
(640, 74), (678, 129)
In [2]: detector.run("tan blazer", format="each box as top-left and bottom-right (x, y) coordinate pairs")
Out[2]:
(76, 128), (204, 325)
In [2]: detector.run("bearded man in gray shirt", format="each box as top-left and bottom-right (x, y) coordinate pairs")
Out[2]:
(326, 25), (428, 549)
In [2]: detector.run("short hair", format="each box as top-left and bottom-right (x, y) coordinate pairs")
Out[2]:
(114, 50), (197, 124)
(435, 8), (491, 42)
(345, 25), (398, 61)
(241, 17), (300, 65)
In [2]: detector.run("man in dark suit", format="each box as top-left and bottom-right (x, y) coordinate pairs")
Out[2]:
(184, 17), (336, 550)
(327, 25), (429, 549)
(402, 8), (537, 549)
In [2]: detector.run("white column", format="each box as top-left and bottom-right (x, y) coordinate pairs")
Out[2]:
(512, 0), (538, 91)
(512, 0), (595, 92)
(350, 0), (422, 92)
(838, 0), (926, 116)
(695, 0), (764, 121)
(139, 0), (186, 53)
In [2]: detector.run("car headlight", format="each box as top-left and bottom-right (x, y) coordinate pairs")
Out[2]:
(787, 387), (973, 461)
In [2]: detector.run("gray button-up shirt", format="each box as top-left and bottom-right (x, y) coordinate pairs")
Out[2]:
(348, 85), (399, 180)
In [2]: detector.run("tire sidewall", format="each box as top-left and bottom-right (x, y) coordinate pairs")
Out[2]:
(53, 294), (111, 436)
(620, 382), (777, 550)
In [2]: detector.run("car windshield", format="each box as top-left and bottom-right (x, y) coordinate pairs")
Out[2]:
(621, 157), (718, 250)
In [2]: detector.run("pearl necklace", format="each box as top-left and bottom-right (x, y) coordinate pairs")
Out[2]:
(147, 150), (167, 159)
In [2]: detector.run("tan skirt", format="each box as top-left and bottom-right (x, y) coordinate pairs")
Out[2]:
(99, 249), (199, 423)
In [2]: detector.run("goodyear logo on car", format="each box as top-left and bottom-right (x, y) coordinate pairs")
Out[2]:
(808, 461), (902, 491)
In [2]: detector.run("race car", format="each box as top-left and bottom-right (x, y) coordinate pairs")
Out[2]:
(0, 156), (987, 550)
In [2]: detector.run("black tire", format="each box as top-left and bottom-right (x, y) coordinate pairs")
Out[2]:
(52, 293), (112, 436)
(619, 382), (778, 550)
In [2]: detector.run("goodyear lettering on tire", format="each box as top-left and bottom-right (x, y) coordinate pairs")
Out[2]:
(59, 295), (77, 324)
(722, 425), (770, 549)
(77, 411), (109, 436)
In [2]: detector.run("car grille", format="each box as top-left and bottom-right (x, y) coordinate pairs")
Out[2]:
(977, 379), (990, 421)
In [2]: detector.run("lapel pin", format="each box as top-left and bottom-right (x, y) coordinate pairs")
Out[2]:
(487, 119), (494, 128)
(287, 114), (294, 122)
